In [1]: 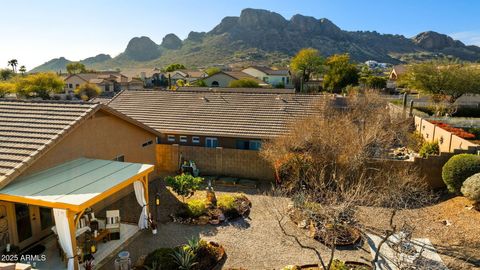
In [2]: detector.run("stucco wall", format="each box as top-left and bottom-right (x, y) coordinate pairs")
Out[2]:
(414, 116), (478, 153)
(203, 73), (234, 87)
(21, 110), (159, 177)
(156, 144), (275, 181)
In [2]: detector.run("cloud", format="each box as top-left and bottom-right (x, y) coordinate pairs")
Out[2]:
(450, 31), (480, 46)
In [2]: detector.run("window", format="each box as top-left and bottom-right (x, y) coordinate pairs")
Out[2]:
(179, 136), (187, 143)
(236, 139), (249, 150)
(211, 81), (219, 87)
(192, 136), (200, 144)
(236, 139), (262, 150)
(167, 135), (176, 142)
(156, 137), (161, 144)
(206, 137), (218, 148)
(113, 155), (125, 162)
(249, 140), (262, 150)
(142, 140), (153, 147)
(68, 83), (73, 88)
(75, 84), (79, 88)
(286, 77), (290, 84)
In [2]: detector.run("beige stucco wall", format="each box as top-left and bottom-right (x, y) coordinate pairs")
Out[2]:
(203, 73), (235, 87)
(21, 109), (159, 177)
(64, 75), (87, 94)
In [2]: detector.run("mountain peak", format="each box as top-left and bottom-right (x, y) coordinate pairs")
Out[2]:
(238, 8), (287, 29)
(124, 36), (161, 61)
(161, 33), (182, 49)
(412, 31), (464, 50)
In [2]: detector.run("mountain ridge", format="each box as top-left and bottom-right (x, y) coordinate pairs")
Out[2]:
(31, 8), (480, 72)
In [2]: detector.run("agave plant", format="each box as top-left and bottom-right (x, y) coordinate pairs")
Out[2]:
(171, 248), (198, 270)
(186, 235), (202, 254)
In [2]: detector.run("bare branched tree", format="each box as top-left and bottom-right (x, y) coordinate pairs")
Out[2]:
(261, 91), (437, 270)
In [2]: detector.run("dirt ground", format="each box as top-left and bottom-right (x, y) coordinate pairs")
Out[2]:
(356, 195), (480, 270)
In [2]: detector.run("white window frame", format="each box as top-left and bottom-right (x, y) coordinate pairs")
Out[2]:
(192, 136), (200, 144)
(205, 137), (218, 148)
(179, 136), (188, 143)
(167, 135), (176, 142)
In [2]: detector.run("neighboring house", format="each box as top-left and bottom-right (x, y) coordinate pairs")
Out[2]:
(108, 90), (324, 150)
(122, 68), (164, 88)
(389, 65), (407, 81)
(63, 72), (138, 98)
(176, 86), (295, 94)
(202, 71), (268, 88)
(166, 70), (208, 85)
(387, 65), (407, 89)
(242, 66), (292, 88)
(0, 99), (160, 260)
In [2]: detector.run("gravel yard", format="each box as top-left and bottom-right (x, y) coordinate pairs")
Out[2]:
(98, 179), (369, 269)
(98, 178), (480, 270)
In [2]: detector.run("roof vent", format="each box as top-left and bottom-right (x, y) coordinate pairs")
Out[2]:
(276, 94), (288, 103)
(201, 96), (209, 102)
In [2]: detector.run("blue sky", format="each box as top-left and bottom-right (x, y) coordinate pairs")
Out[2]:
(1, 0), (479, 70)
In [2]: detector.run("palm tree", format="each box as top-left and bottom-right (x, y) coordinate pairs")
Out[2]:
(19, 65), (26, 75)
(7, 59), (18, 73)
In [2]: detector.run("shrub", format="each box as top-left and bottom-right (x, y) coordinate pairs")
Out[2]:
(442, 154), (480, 193)
(418, 141), (439, 158)
(407, 132), (425, 152)
(461, 173), (480, 202)
(165, 174), (204, 202)
(217, 195), (236, 210)
(228, 78), (259, 88)
(186, 199), (207, 217)
(144, 248), (177, 269)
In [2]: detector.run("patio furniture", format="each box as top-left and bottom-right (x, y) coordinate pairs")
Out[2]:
(106, 210), (120, 240)
(94, 229), (110, 243)
(181, 160), (200, 177)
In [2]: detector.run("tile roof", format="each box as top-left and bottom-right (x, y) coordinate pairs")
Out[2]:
(108, 90), (325, 139)
(0, 100), (99, 186)
(176, 87), (295, 94)
(213, 71), (267, 85)
(0, 99), (161, 188)
(246, 66), (290, 76)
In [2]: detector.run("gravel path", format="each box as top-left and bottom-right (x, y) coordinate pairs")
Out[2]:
(98, 181), (369, 269)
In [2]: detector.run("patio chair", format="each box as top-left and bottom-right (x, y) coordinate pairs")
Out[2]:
(106, 210), (120, 240)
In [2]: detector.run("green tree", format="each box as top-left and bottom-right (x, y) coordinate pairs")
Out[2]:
(228, 78), (259, 88)
(205, 67), (221, 76)
(0, 69), (14, 80)
(66, 62), (87, 74)
(0, 81), (15, 98)
(74, 83), (102, 101)
(7, 59), (18, 73)
(19, 65), (27, 76)
(290, 48), (324, 87)
(400, 61), (480, 103)
(176, 79), (185, 87)
(195, 80), (207, 87)
(164, 63), (186, 72)
(165, 174), (204, 202)
(323, 54), (359, 93)
(360, 75), (387, 89)
(15, 72), (65, 99)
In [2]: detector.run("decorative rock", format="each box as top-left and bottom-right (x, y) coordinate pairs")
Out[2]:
(298, 220), (307, 228)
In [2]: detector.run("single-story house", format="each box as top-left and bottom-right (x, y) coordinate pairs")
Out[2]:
(241, 66), (292, 88)
(165, 70), (208, 85)
(107, 90), (324, 150)
(176, 86), (295, 94)
(201, 71), (269, 88)
(63, 72), (139, 97)
(0, 99), (161, 269)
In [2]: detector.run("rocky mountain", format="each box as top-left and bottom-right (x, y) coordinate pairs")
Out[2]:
(32, 8), (480, 72)
(30, 54), (112, 73)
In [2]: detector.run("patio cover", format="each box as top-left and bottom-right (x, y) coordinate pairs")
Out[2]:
(0, 158), (154, 270)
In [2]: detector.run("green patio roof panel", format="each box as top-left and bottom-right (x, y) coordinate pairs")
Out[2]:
(0, 158), (154, 208)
